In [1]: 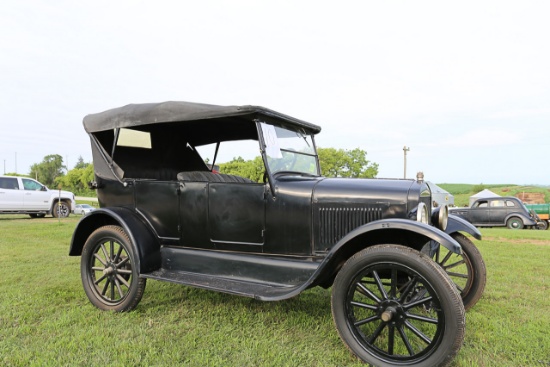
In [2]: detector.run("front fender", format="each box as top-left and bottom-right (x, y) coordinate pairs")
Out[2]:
(446, 214), (482, 240)
(334, 218), (462, 254)
(69, 207), (161, 273)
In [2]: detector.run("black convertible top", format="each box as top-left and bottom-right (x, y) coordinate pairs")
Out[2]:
(83, 101), (321, 134)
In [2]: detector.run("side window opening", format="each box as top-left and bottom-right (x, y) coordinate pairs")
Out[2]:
(0, 177), (19, 190)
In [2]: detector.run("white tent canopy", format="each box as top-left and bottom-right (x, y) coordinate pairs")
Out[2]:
(469, 189), (500, 206)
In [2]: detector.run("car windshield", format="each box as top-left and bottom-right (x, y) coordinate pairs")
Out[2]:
(260, 123), (319, 176)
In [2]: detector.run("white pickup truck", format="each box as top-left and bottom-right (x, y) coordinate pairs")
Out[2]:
(0, 175), (75, 218)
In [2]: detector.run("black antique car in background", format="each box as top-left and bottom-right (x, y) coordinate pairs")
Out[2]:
(451, 196), (540, 229)
(70, 101), (486, 367)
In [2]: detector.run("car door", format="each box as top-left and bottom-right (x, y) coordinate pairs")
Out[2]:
(470, 200), (490, 225)
(208, 182), (266, 251)
(179, 179), (266, 252)
(488, 199), (507, 225)
(135, 180), (180, 240)
(21, 178), (51, 210)
(0, 177), (24, 210)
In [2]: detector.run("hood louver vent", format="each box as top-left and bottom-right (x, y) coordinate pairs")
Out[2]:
(318, 207), (382, 246)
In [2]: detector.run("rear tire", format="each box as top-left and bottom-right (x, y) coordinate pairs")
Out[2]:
(331, 245), (465, 367)
(81, 225), (146, 312)
(52, 201), (70, 218)
(506, 217), (523, 229)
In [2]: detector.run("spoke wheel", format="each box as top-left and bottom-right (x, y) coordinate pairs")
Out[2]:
(427, 233), (486, 310)
(81, 225), (146, 311)
(332, 245), (465, 367)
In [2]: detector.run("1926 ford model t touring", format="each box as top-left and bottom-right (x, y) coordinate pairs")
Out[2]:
(70, 101), (486, 367)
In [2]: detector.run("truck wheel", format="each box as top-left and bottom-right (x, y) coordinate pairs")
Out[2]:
(538, 221), (549, 230)
(81, 225), (146, 312)
(506, 217), (524, 229)
(428, 234), (486, 310)
(52, 201), (70, 218)
(331, 245), (465, 367)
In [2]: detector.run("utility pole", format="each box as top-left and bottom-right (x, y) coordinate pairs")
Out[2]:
(403, 146), (410, 179)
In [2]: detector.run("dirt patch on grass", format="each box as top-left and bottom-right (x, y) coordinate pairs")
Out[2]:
(483, 236), (550, 246)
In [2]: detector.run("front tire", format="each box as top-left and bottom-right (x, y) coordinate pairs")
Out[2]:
(81, 225), (146, 311)
(331, 245), (465, 367)
(428, 234), (486, 310)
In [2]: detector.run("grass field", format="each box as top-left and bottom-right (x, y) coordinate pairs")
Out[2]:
(0, 215), (549, 366)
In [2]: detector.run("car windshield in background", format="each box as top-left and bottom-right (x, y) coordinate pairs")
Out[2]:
(261, 123), (319, 176)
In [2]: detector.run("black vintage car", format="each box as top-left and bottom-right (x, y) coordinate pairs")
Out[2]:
(70, 101), (486, 367)
(451, 196), (539, 229)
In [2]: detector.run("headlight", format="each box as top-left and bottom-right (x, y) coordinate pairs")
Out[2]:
(416, 202), (429, 225)
(432, 204), (449, 231)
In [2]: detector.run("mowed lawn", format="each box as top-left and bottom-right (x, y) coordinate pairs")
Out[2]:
(0, 215), (548, 367)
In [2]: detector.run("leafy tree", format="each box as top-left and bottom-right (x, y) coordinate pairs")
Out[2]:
(29, 154), (66, 187)
(219, 156), (265, 182)
(74, 155), (89, 170)
(55, 163), (95, 195)
(217, 147), (379, 181)
(317, 147), (378, 178)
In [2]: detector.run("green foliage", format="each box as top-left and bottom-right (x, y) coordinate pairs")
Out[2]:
(73, 155), (89, 170)
(472, 183), (486, 193)
(218, 147), (379, 181)
(55, 164), (95, 196)
(0, 218), (548, 366)
(218, 156), (265, 183)
(28, 154), (66, 188)
(317, 147), (379, 178)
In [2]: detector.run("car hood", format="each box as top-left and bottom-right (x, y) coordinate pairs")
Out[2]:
(312, 177), (420, 219)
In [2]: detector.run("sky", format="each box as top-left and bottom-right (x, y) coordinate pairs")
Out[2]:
(1, 1), (549, 185)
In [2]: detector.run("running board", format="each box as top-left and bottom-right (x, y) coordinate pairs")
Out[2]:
(141, 269), (302, 301)
(140, 246), (320, 301)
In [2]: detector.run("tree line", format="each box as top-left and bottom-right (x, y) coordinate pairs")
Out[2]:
(11, 148), (378, 195)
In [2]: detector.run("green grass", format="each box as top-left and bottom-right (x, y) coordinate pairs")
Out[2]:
(0, 216), (549, 366)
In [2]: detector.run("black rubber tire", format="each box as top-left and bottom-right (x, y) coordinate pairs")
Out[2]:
(81, 225), (146, 312)
(331, 245), (465, 367)
(538, 220), (549, 230)
(52, 201), (70, 218)
(429, 233), (486, 311)
(506, 217), (524, 229)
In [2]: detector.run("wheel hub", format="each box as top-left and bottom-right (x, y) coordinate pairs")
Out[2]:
(379, 301), (405, 325)
(103, 264), (116, 276)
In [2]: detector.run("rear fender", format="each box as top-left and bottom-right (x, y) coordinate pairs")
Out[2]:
(69, 207), (161, 273)
(505, 213), (537, 226)
(446, 214), (482, 240)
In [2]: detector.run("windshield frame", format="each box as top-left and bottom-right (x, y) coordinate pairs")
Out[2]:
(257, 121), (321, 179)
